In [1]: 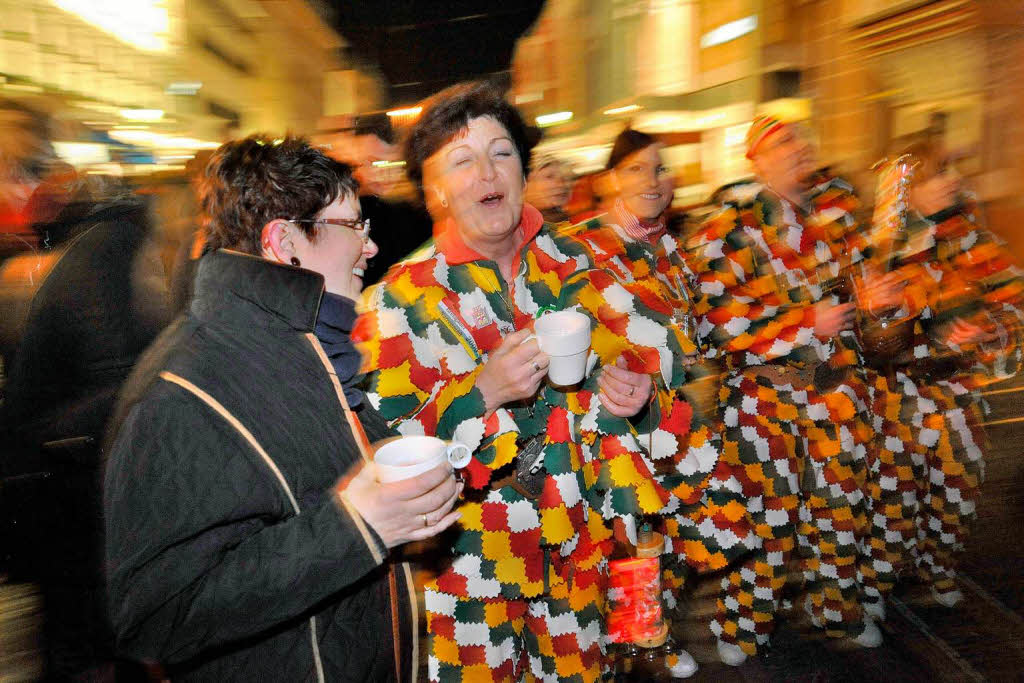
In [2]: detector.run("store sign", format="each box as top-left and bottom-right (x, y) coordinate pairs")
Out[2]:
(699, 15), (757, 49)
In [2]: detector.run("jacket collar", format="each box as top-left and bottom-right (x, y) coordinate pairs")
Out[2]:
(191, 249), (325, 332)
(434, 203), (544, 266)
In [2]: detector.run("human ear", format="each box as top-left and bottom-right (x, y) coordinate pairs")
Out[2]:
(260, 220), (294, 262)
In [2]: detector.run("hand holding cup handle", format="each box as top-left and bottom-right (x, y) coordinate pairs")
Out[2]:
(340, 454), (463, 549)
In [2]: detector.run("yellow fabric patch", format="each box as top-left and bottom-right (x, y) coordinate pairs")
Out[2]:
(376, 364), (426, 401)
(432, 635), (461, 664)
(481, 530), (512, 561)
(494, 555), (528, 588)
(540, 506), (574, 544)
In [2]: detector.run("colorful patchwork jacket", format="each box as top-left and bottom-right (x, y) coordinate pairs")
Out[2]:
(566, 216), (720, 512)
(687, 178), (845, 374)
(353, 205), (608, 599)
(900, 199), (1024, 382)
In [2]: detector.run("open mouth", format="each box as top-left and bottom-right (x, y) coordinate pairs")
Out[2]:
(479, 192), (505, 207)
(352, 267), (365, 278)
(640, 193), (662, 200)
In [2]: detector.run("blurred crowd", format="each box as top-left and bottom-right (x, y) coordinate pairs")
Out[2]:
(0, 78), (1019, 683)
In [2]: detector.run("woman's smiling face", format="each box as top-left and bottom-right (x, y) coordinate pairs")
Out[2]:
(613, 143), (673, 221)
(423, 115), (525, 248)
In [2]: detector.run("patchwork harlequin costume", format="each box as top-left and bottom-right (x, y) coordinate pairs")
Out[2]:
(858, 198), (1023, 610)
(566, 204), (781, 601)
(688, 172), (877, 651)
(354, 205), (611, 682)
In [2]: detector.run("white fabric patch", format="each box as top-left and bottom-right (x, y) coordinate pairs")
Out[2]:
(454, 621), (492, 646)
(506, 499), (541, 533)
(425, 589), (458, 617)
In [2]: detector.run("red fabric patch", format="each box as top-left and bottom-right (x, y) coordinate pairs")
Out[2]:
(508, 529), (543, 559)
(430, 613), (456, 640)
(480, 502), (510, 531)
(546, 406), (571, 443)
(435, 570), (468, 595)
(463, 458), (493, 489)
(377, 335), (414, 369)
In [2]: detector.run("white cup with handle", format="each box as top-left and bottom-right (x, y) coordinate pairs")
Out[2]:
(533, 309), (592, 386)
(374, 435), (472, 483)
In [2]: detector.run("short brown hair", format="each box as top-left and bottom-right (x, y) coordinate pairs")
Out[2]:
(199, 134), (358, 254)
(404, 80), (531, 200)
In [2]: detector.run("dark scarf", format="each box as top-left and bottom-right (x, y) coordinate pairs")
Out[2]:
(314, 291), (364, 408)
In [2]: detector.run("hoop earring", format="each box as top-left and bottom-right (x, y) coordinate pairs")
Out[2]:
(290, 256), (301, 267)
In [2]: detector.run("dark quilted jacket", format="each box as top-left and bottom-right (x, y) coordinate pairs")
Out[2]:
(103, 250), (413, 681)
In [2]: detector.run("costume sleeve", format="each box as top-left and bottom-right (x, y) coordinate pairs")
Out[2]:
(688, 204), (818, 364)
(104, 388), (386, 666)
(353, 266), (521, 489)
(923, 206), (1024, 377)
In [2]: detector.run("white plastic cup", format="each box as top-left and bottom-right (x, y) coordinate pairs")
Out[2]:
(534, 309), (592, 386)
(374, 435), (472, 483)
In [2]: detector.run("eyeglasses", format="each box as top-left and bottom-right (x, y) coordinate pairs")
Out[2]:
(288, 217), (370, 233)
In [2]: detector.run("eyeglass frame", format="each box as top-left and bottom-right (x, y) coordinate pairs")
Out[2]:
(287, 217), (371, 241)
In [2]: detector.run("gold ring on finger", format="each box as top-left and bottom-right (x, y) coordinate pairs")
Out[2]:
(422, 513), (429, 527)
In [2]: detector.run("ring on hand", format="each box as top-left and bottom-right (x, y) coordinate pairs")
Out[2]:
(629, 386), (636, 397)
(533, 362), (541, 373)
(422, 513), (429, 527)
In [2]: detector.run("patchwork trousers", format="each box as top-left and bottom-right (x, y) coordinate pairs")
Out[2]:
(425, 560), (606, 682)
(705, 371), (803, 655)
(860, 370), (986, 603)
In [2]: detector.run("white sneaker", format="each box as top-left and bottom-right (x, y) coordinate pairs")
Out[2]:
(931, 586), (964, 608)
(667, 649), (698, 678)
(863, 599), (886, 622)
(716, 639), (748, 666)
(852, 619), (883, 648)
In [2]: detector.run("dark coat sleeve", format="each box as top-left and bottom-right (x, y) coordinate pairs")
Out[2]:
(103, 383), (387, 666)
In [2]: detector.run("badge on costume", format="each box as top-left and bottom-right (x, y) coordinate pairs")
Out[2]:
(469, 305), (491, 329)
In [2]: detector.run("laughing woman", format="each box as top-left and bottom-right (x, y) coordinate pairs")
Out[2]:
(354, 82), (656, 682)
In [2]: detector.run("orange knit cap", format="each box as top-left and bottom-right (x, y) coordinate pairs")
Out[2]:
(745, 114), (786, 159)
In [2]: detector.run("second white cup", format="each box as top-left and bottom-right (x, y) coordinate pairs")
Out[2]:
(534, 309), (592, 386)
(374, 435), (472, 483)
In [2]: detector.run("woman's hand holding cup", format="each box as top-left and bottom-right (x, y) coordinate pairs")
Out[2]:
(340, 460), (463, 548)
(477, 328), (549, 416)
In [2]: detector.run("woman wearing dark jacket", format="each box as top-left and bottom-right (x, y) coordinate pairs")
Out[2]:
(103, 135), (461, 681)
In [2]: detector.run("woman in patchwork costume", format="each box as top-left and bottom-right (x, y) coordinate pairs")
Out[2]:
(858, 139), (1023, 619)
(687, 115), (899, 662)
(354, 81), (655, 682)
(563, 129), (804, 671)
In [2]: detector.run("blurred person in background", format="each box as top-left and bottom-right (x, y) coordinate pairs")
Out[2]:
(688, 114), (904, 663)
(0, 96), (172, 681)
(104, 135), (461, 681)
(0, 97), (51, 257)
(856, 137), (1023, 622)
(355, 80), (654, 682)
(165, 149), (214, 315)
(336, 113), (433, 286)
(524, 154), (572, 223)
(567, 170), (614, 224)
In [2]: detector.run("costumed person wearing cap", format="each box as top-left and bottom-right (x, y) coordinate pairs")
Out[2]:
(856, 137), (1024, 621)
(687, 114), (902, 662)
